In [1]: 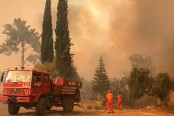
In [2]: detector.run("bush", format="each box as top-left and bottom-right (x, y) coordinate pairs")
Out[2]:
(94, 100), (103, 110)
(86, 100), (104, 110)
(152, 72), (172, 103)
(167, 103), (174, 110)
(34, 59), (59, 78)
(86, 104), (93, 110)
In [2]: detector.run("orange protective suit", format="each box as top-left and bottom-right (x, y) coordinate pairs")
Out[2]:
(117, 94), (122, 110)
(106, 91), (114, 113)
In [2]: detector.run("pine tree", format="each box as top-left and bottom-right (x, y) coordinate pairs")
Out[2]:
(41, 0), (54, 63)
(55, 0), (79, 80)
(0, 18), (40, 67)
(91, 56), (110, 100)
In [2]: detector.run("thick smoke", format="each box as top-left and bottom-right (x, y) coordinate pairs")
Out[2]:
(68, 0), (137, 78)
(131, 0), (174, 75)
(0, 0), (174, 79)
(68, 0), (174, 78)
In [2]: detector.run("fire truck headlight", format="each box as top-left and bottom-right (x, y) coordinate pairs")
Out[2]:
(23, 89), (29, 95)
(23, 91), (29, 95)
(23, 83), (30, 87)
(25, 92), (29, 95)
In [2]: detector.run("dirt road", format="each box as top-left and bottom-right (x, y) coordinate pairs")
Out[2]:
(0, 103), (174, 116)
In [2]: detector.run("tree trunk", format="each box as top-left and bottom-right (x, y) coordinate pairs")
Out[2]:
(21, 43), (25, 67)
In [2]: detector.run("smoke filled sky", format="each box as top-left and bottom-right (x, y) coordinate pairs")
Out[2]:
(0, 0), (174, 79)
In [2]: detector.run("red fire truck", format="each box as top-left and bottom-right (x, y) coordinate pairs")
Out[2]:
(0, 67), (82, 115)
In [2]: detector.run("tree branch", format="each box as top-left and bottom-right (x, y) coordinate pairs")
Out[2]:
(18, 49), (22, 52)
(24, 45), (31, 52)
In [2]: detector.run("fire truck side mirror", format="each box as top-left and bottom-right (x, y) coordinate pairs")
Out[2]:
(1, 76), (3, 83)
(1, 72), (4, 82)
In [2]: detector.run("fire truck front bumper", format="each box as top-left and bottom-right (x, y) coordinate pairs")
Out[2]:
(0, 96), (31, 103)
(16, 96), (30, 102)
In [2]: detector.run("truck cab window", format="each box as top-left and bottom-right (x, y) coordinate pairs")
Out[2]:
(32, 74), (41, 82)
(32, 73), (41, 86)
(43, 75), (49, 83)
(36, 75), (41, 82)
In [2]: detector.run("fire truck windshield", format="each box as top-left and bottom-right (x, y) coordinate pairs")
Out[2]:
(5, 71), (32, 82)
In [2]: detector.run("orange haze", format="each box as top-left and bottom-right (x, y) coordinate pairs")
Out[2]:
(0, 0), (174, 79)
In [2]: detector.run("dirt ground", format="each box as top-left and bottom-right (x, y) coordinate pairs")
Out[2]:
(0, 103), (174, 116)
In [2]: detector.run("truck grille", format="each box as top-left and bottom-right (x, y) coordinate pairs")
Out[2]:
(8, 88), (22, 95)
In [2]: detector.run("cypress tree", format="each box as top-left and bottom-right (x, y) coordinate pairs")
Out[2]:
(41, 0), (54, 63)
(55, 0), (78, 80)
(91, 56), (110, 100)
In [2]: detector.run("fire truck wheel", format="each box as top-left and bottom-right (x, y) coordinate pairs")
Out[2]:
(8, 103), (20, 115)
(36, 97), (46, 115)
(62, 97), (74, 113)
(46, 97), (52, 111)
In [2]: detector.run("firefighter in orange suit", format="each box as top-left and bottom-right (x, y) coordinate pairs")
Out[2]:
(106, 90), (114, 113)
(117, 92), (122, 110)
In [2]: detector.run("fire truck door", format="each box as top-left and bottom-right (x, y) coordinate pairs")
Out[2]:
(31, 74), (42, 94)
(42, 75), (50, 93)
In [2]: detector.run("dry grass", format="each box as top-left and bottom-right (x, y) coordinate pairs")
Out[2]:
(83, 100), (105, 110)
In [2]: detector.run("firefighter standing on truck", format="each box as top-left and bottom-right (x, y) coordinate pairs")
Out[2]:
(106, 90), (114, 113)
